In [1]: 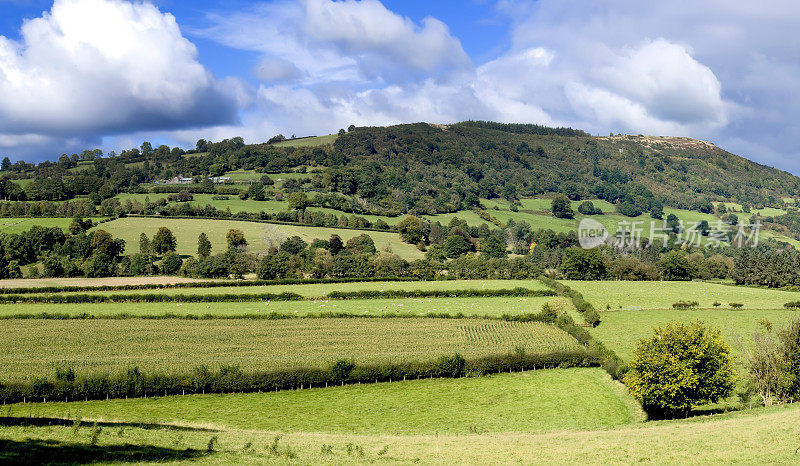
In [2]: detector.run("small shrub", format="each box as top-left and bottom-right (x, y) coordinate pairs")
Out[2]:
(90, 422), (102, 446)
(268, 436), (281, 456)
(785, 301), (800, 310)
(672, 300), (700, 310)
(713, 301), (722, 307)
(729, 303), (744, 309)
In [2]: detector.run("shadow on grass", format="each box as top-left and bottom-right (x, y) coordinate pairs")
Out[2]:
(0, 438), (207, 465)
(0, 417), (218, 432)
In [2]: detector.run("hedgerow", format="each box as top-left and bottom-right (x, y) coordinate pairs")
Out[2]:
(0, 350), (599, 404)
(324, 288), (554, 300)
(0, 287), (553, 304)
(672, 300), (700, 310)
(537, 276), (601, 326)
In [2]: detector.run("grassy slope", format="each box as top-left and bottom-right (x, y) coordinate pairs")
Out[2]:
(12, 369), (638, 435)
(0, 318), (580, 381)
(272, 134), (338, 147)
(3, 402), (800, 464)
(0, 296), (568, 318)
(91, 217), (423, 260)
(0, 217), (89, 234)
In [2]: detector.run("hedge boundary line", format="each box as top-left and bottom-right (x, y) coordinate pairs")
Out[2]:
(535, 277), (626, 379)
(0, 350), (599, 404)
(125, 213), (394, 234)
(0, 288), (554, 305)
(538, 276), (601, 326)
(0, 309), (562, 321)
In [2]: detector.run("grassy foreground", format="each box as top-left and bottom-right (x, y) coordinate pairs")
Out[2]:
(5, 375), (800, 463)
(0, 318), (581, 381)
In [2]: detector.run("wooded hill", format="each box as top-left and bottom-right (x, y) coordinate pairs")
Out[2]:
(2, 121), (798, 218)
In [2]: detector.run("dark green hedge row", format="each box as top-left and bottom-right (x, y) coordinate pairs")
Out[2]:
(0, 310), (555, 321)
(0, 350), (598, 404)
(0, 287), (552, 305)
(538, 277), (602, 326)
(786, 301), (800, 310)
(325, 288), (555, 300)
(0, 292), (303, 304)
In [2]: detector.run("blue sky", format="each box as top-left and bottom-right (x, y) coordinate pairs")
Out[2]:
(0, 0), (799, 176)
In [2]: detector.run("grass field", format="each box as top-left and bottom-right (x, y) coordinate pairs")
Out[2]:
(0, 296), (569, 318)
(0, 318), (581, 381)
(562, 280), (800, 361)
(12, 369), (639, 434)
(591, 308), (800, 362)
(92, 217), (424, 260)
(4, 400), (800, 464)
(563, 280), (800, 310)
(272, 134), (338, 147)
(0, 276), (219, 289)
(0, 217), (95, 234)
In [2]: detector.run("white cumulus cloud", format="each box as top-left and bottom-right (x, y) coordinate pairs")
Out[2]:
(0, 0), (237, 158)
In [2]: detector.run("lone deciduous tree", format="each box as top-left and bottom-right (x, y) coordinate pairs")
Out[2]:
(625, 320), (736, 418)
(152, 227), (176, 255)
(197, 232), (211, 258)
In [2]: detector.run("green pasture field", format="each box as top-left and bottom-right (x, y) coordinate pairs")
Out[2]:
(3, 400), (799, 464)
(182, 151), (208, 158)
(0, 318), (581, 382)
(0, 217), (93, 234)
(272, 134), (338, 147)
(591, 308), (800, 362)
(423, 210), (494, 227)
(19, 278), (549, 297)
(114, 193), (406, 226)
(13, 369), (638, 435)
(564, 280), (800, 361)
(220, 170), (319, 183)
(218, 169), (262, 182)
(91, 217), (424, 260)
(186, 195), (287, 213)
(9, 178), (33, 188)
(0, 296), (568, 318)
(476, 196), (800, 246)
(563, 280), (800, 311)
(0, 276), (218, 289)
